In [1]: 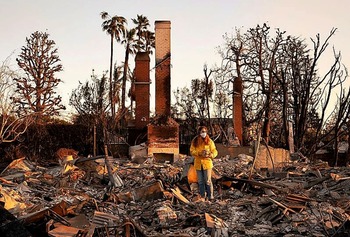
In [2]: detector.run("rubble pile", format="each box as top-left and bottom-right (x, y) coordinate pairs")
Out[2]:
(1, 154), (350, 237)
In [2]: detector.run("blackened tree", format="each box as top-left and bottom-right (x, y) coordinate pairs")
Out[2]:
(12, 31), (65, 122)
(69, 70), (109, 156)
(0, 56), (34, 144)
(215, 24), (349, 159)
(69, 70), (109, 125)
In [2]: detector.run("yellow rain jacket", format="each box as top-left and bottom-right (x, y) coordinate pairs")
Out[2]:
(190, 137), (218, 170)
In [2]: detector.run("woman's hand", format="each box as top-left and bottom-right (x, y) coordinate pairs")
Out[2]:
(201, 150), (212, 158)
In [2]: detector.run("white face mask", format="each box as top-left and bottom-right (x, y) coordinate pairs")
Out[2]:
(200, 132), (207, 138)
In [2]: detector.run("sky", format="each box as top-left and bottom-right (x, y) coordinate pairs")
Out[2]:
(1, 0), (350, 117)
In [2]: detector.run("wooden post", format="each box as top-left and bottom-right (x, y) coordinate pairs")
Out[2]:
(288, 121), (294, 154)
(93, 125), (97, 157)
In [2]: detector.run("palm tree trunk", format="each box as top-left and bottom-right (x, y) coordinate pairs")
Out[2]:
(109, 34), (115, 119)
(121, 44), (130, 126)
(262, 91), (272, 144)
(204, 68), (212, 134)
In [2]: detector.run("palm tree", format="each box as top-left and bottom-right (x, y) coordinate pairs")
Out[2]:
(120, 28), (137, 126)
(132, 14), (150, 51)
(100, 11), (126, 119)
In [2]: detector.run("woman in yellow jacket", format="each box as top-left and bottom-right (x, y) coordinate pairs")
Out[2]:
(190, 126), (218, 200)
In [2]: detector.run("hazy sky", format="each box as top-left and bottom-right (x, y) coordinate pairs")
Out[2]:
(1, 0), (350, 115)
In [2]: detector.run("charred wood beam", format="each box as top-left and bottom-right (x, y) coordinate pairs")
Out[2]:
(217, 176), (284, 192)
(303, 175), (330, 189)
(104, 145), (117, 188)
(268, 197), (297, 214)
(74, 155), (106, 164)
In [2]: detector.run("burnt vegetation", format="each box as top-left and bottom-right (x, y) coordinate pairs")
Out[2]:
(0, 21), (349, 166)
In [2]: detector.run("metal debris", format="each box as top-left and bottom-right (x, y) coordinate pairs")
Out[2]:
(0, 153), (350, 236)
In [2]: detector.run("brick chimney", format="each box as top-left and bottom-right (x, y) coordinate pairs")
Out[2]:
(147, 20), (179, 163)
(233, 76), (243, 144)
(154, 21), (171, 116)
(134, 52), (150, 129)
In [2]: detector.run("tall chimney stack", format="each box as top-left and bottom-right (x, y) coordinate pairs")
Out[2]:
(154, 21), (171, 116)
(147, 20), (179, 163)
(134, 52), (150, 129)
(233, 76), (243, 144)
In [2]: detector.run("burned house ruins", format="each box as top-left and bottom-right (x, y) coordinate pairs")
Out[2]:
(1, 19), (350, 237)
